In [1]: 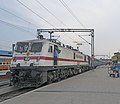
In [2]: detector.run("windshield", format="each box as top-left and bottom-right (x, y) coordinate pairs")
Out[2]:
(15, 42), (29, 53)
(31, 42), (43, 52)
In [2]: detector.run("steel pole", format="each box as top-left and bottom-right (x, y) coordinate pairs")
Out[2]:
(91, 30), (94, 70)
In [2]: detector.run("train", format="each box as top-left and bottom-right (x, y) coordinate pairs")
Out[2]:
(0, 50), (12, 79)
(8, 36), (103, 88)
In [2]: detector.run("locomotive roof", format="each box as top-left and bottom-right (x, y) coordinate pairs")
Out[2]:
(17, 39), (88, 56)
(18, 39), (61, 45)
(18, 39), (48, 43)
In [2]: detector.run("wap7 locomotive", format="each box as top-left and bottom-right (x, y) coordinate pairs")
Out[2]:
(9, 37), (91, 87)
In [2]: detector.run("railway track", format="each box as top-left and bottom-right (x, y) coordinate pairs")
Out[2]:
(0, 80), (48, 102)
(0, 69), (91, 102)
(0, 80), (9, 87)
(0, 88), (35, 102)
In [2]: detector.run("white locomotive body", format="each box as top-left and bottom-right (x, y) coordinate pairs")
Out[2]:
(10, 38), (91, 87)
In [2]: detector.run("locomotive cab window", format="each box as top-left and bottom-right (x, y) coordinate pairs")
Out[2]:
(15, 42), (29, 53)
(31, 42), (43, 52)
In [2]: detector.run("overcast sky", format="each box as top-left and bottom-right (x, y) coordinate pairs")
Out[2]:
(0, 0), (120, 57)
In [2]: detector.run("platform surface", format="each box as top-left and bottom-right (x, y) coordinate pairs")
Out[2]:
(2, 66), (120, 104)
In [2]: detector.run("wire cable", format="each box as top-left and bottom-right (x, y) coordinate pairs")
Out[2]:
(0, 7), (39, 28)
(16, 0), (55, 27)
(15, 0), (88, 48)
(59, 0), (86, 28)
(78, 35), (91, 45)
(35, 0), (76, 41)
(16, 0), (80, 42)
(0, 19), (35, 35)
(58, 0), (90, 45)
(35, 0), (67, 27)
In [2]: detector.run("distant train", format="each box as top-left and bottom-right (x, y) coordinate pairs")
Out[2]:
(94, 58), (108, 68)
(9, 36), (103, 88)
(0, 50), (12, 78)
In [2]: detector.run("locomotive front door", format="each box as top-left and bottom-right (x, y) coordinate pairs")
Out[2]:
(53, 45), (58, 65)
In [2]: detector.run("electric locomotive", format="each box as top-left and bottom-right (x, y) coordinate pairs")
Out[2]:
(9, 36), (91, 87)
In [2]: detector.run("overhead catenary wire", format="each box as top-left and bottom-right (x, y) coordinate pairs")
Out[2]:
(0, 7), (39, 28)
(35, 0), (79, 41)
(0, 19), (35, 35)
(35, 0), (67, 27)
(16, 0), (86, 44)
(4, 0), (89, 48)
(16, 0), (55, 28)
(12, 0), (74, 42)
(78, 35), (91, 45)
(0, 1), (88, 50)
(0, 7), (72, 43)
(58, 0), (91, 45)
(14, 0), (72, 41)
(58, 0), (86, 28)
(16, 0), (72, 41)
(35, 0), (88, 46)
(35, 0), (76, 41)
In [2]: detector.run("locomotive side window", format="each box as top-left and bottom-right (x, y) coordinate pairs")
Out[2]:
(84, 56), (86, 61)
(31, 42), (43, 52)
(48, 46), (53, 53)
(74, 52), (75, 59)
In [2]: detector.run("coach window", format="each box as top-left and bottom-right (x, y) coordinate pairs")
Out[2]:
(48, 46), (53, 53)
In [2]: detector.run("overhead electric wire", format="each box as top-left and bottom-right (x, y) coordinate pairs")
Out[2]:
(0, 1), (85, 49)
(0, 19), (35, 35)
(35, 0), (78, 41)
(0, 7), (39, 28)
(58, 0), (91, 45)
(59, 0), (86, 28)
(35, 0), (76, 41)
(78, 35), (91, 45)
(35, 0), (88, 44)
(15, 0), (74, 42)
(15, 0), (88, 47)
(35, 0), (67, 26)
(15, 0), (79, 42)
(16, 0), (55, 27)
(0, 6), (74, 42)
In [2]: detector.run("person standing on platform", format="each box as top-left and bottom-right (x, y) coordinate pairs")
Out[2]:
(116, 62), (120, 77)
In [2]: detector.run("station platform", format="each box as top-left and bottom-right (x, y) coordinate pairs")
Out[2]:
(2, 66), (120, 104)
